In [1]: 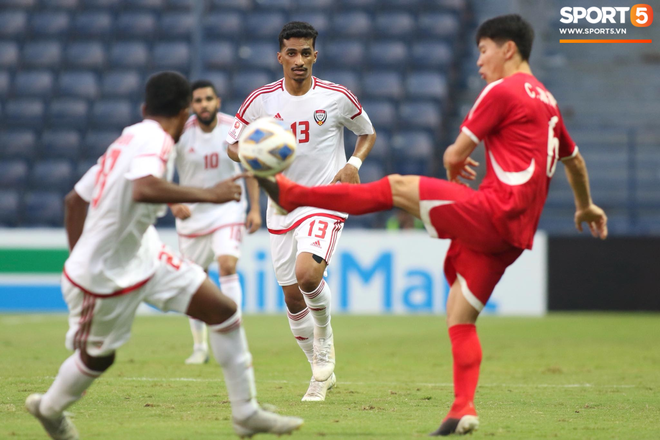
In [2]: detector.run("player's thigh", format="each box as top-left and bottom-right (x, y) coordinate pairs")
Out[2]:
(270, 230), (298, 286)
(444, 241), (524, 314)
(62, 276), (144, 357)
(388, 174), (421, 218)
(211, 224), (245, 261)
(142, 247), (207, 315)
(446, 279), (481, 326)
(178, 235), (214, 269)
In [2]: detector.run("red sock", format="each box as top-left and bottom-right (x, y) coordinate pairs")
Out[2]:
(447, 324), (481, 418)
(282, 177), (393, 215)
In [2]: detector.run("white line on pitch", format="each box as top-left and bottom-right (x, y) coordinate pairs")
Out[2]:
(45, 376), (637, 388)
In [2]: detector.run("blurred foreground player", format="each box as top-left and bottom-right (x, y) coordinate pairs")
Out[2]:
(169, 80), (262, 365)
(256, 15), (608, 436)
(226, 22), (377, 401)
(25, 72), (302, 439)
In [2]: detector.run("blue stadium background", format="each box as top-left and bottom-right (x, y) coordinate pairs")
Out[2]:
(0, 0), (658, 234)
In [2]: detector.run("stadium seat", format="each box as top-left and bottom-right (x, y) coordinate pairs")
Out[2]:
(22, 41), (62, 68)
(76, 160), (98, 179)
(368, 41), (407, 67)
(412, 41), (453, 68)
(340, 0), (377, 6)
(83, 130), (121, 159)
(325, 40), (365, 66)
(72, 12), (113, 38)
(0, 11), (27, 39)
(362, 72), (404, 99)
(202, 71), (230, 98)
(381, 0), (422, 4)
(417, 13), (460, 39)
(0, 130), (37, 160)
(109, 42), (149, 68)
(238, 42), (279, 69)
(202, 41), (235, 69)
(83, 0), (121, 7)
(23, 191), (64, 227)
(0, 0), (35, 7)
(4, 99), (45, 126)
(391, 130), (433, 159)
(321, 71), (361, 96)
(368, 130), (390, 162)
(101, 71), (141, 97)
(332, 12), (372, 37)
(41, 130), (81, 160)
(292, 0), (332, 8)
(49, 98), (88, 129)
(221, 99), (243, 116)
(0, 42), (19, 68)
(254, 0), (291, 9)
(405, 72), (448, 100)
(58, 71), (99, 99)
(398, 101), (442, 129)
(359, 161), (386, 184)
(159, 12), (194, 38)
(168, 0), (194, 9)
(204, 12), (243, 38)
(152, 42), (190, 69)
(232, 71), (275, 99)
(116, 12), (157, 39)
(289, 12), (329, 33)
(41, 0), (78, 8)
(0, 190), (20, 226)
(360, 100), (396, 127)
(30, 160), (75, 193)
(374, 12), (415, 37)
(91, 100), (133, 128)
(0, 71), (8, 97)
(30, 12), (70, 37)
(0, 160), (28, 189)
(245, 13), (287, 38)
(393, 159), (431, 176)
(66, 42), (105, 69)
(211, 0), (252, 10)
(13, 71), (54, 97)
(124, 0), (164, 9)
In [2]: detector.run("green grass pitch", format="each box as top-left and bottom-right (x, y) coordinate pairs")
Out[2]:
(2, 313), (659, 439)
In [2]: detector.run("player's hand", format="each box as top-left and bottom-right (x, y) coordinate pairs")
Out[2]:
(331, 164), (360, 184)
(575, 204), (608, 239)
(170, 204), (191, 220)
(245, 208), (262, 234)
(446, 157), (479, 186)
(210, 174), (245, 203)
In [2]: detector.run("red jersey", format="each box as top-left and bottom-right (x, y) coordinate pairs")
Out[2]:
(460, 72), (578, 250)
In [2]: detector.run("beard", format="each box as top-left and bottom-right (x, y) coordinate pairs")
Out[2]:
(196, 111), (217, 126)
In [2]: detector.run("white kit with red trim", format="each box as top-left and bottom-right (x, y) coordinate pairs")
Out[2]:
(226, 77), (374, 233)
(65, 119), (175, 295)
(174, 112), (247, 237)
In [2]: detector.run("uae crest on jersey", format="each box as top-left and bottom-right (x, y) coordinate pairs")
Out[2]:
(314, 109), (327, 126)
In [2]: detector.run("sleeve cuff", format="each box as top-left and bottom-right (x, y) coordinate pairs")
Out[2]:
(461, 126), (480, 144)
(560, 145), (579, 162)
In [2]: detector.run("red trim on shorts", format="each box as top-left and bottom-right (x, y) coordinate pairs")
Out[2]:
(267, 214), (346, 235)
(177, 222), (245, 239)
(325, 220), (342, 262)
(63, 268), (152, 298)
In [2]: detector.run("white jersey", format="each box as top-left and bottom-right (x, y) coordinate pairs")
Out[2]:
(174, 112), (247, 237)
(64, 120), (173, 295)
(226, 76), (374, 232)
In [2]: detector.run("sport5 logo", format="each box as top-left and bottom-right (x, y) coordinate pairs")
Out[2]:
(560, 5), (653, 27)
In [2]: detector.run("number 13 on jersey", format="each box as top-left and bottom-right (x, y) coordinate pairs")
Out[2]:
(290, 121), (310, 144)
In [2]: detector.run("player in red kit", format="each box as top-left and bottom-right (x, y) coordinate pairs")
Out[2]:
(256, 14), (608, 436)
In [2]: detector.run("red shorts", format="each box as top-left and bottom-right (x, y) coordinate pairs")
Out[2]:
(418, 177), (524, 311)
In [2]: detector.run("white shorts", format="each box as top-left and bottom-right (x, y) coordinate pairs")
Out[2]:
(178, 223), (245, 268)
(63, 248), (206, 357)
(270, 215), (344, 286)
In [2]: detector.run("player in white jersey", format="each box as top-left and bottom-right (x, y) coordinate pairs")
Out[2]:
(169, 80), (262, 365)
(25, 72), (303, 440)
(227, 22), (377, 402)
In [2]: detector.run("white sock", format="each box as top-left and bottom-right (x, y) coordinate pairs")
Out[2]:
(220, 274), (242, 311)
(300, 280), (332, 337)
(208, 312), (258, 421)
(39, 351), (101, 418)
(286, 307), (314, 364)
(189, 318), (208, 352)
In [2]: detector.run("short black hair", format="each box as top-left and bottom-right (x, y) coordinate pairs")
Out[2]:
(144, 71), (191, 117)
(475, 14), (534, 61)
(278, 21), (318, 50)
(191, 79), (218, 96)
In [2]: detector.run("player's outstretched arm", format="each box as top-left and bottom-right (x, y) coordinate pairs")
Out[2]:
(563, 152), (608, 239)
(64, 189), (89, 251)
(443, 132), (479, 184)
(245, 176), (262, 233)
(133, 175), (243, 205)
(331, 131), (377, 184)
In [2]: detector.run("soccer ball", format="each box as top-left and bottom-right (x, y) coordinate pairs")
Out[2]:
(238, 117), (297, 177)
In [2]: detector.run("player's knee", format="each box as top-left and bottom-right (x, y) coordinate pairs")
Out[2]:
(218, 259), (237, 276)
(296, 270), (324, 293)
(387, 174), (404, 190)
(283, 291), (307, 313)
(80, 349), (115, 373)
